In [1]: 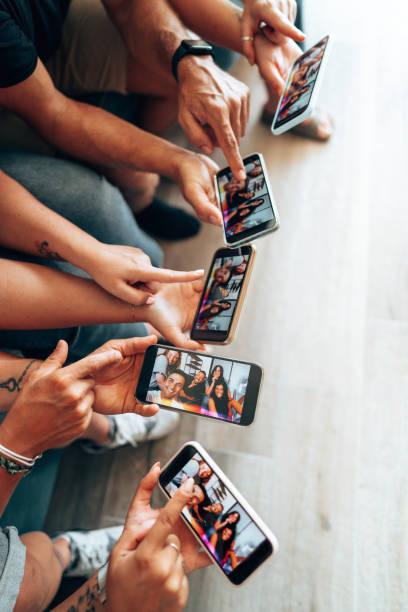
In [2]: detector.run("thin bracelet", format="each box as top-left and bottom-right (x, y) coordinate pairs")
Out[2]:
(0, 444), (42, 467)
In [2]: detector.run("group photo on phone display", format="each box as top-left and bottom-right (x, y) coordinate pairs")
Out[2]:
(165, 452), (266, 575)
(193, 253), (249, 333)
(218, 157), (276, 240)
(145, 349), (251, 422)
(275, 36), (329, 126)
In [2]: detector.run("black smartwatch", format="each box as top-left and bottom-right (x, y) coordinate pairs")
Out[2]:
(171, 39), (214, 81)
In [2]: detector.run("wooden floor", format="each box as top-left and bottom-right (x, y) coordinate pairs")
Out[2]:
(45, 0), (408, 609)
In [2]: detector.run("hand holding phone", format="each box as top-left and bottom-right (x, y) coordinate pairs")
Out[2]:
(135, 344), (262, 426)
(215, 153), (279, 247)
(107, 468), (197, 611)
(191, 245), (256, 344)
(159, 442), (278, 585)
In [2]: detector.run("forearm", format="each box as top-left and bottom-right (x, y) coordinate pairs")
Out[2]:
(50, 97), (186, 180)
(0, 463), (24, 517)
(169, 0), (243, 53)
(51, 571), (105, 612)
(0, 170), (100, 270)
(104, 0), (192, 74)
(0, 258), (154, 329)
(0, 352), (39, 411)
(0, 421), (32, 515)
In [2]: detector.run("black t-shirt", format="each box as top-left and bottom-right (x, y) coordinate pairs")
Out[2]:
(184, 380), (206, 405)
(0, 0), (70, 88)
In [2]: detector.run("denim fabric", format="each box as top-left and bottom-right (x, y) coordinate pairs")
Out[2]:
(0, 149), (163, 361)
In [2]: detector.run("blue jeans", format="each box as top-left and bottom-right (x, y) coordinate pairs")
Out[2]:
(0, 150), (163, 362)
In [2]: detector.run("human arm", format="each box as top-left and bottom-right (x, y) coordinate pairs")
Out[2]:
(0, 258), (204, 349)
(0, 62), (221, 225)
(227, 392), (243, 415)
(208, 397), (218, 415)
(170, 0), (303, 104)
(0, 341), (124, 516)
(104, 0), (249, 179)
(0, 170), (204, 306)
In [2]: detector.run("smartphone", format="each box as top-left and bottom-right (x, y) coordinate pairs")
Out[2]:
(271, 35), (331, 135)
(215, 152), (279, 248)
(159, 441), (278, 585)
(135, 344), (262, 425)
(190, 245), (255, 345)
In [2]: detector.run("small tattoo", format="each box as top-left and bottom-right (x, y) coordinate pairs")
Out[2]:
(35, 240), (65, 261)
(0, 360), (36, 393)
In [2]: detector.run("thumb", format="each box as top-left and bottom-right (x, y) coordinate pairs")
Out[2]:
(39, 339), (68, 375)
(184, 182), (222, 226)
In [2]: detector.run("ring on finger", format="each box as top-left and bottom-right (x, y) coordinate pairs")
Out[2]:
(168, 541), (180, 555)
(241, 36), (254, 42)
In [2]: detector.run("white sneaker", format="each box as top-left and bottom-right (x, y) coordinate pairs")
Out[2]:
(82, 411), (180, 454)
(55, 525), (123, 577)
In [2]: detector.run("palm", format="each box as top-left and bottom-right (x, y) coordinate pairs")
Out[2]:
(146, 280), (205, 349)
(255, 34), (301, 101)
(92, 354), (143, 415)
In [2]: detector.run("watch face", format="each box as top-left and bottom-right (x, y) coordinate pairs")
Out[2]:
(183, 39), (213, 52)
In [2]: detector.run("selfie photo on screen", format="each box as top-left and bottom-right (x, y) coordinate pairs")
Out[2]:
(276, 37), (328, 125)
(194, 254), (249, 333)
(146, 350), (251, 422)
(165, 452), (266, 575)
(218, 158), (275, 239)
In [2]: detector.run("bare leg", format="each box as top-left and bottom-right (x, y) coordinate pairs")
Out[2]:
(14, 532), (70, 612)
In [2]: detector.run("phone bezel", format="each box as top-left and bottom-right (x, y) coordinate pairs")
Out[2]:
(159, 441), (278, 586)
(214, 152), (280, 248)
(190, 244), (255, 344)
(135, 344), (262, 426)
(271, 35), (331, 135)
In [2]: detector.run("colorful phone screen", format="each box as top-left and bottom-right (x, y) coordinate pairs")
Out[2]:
(274, 35), (329, 128)
(141, 347), (260, 424)
(216, 154), (276, 244)
(162, 448), (271, 581)
(192, 246), (251, 342)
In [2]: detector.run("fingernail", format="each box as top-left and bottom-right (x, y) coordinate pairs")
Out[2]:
(151, 461), (161, 470)
(210, 215), (222, 226)
(195, 269), (204, 275)
(181, 477), (194, 494)
(238, 170), (246, 180)
(146, 296), (155, 305)
(201, 145), (212, 155)
(141, 518), (156, 531)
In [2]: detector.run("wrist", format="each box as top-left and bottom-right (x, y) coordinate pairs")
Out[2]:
(0, 425), (43, 461)
(165, 147), (196, 183)
(68, 236), (105, 276)
(177, 53), (215, 83)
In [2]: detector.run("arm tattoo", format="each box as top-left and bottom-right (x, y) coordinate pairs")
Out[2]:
(35, 240), (65, 261)
(66, 583), (100, 612)
(0, 360), (36, 393)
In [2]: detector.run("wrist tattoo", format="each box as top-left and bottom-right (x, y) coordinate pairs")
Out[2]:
(35, 240), (65, 261)
(0, 360), (36, 393)
(67, 582), (101, 612)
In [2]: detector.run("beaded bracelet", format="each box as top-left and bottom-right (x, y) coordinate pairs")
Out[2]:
(0, 455), (31, 475)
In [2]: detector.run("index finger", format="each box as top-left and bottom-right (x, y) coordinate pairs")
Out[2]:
(211, 117), (246, 181)
(65, 348), (122, 379)
(263, 8), (305, 42)
(143, 478), (194, 551)
(137, 267), (205, 284)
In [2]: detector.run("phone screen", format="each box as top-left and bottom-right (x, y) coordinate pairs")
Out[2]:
(136, 345), (261, 425)
(216, 154), (276, 244)
(275, 35), (329, 128)
(191, 246), (252, 342)
(161, 447), (272, 583)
